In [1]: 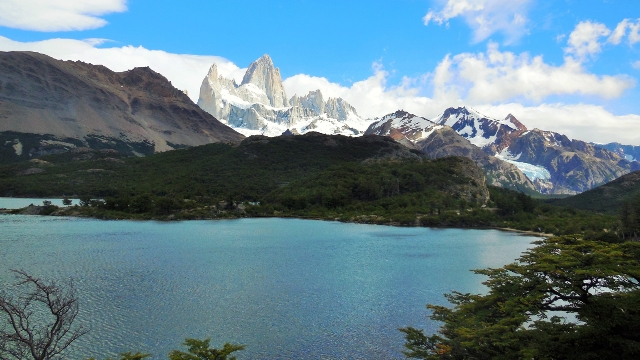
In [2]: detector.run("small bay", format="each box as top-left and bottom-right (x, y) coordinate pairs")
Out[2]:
(0, 215), (540, 359)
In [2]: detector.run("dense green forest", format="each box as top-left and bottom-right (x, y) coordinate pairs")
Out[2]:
(0, 134), (417, 199)
(0, 134), (625, 239)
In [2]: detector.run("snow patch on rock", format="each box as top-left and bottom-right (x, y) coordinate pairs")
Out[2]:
(12, 141), (22, 156)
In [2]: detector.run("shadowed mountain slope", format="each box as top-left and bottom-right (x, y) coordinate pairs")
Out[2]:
(0, 133), (424, 198)
(549, 170), (640, 214)
(0, 51), (243, 163)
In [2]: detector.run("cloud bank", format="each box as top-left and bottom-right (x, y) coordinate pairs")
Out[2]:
(0, 35), (638, 145)
(0, 0), (128, 32)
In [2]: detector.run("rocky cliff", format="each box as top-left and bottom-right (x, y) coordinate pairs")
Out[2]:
(0, 51), (243, 163)
(415, 127), (535, 192)
(241, 54), (289, 108)
(501, 130), (637, 194)
(198, 55), (372, 136)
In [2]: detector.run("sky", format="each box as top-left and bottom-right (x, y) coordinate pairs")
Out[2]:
(0, 0), (639, 144)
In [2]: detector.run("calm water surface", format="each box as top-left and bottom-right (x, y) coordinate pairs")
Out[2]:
(0, 197), (80, 208)
(0, 215), (540, 359)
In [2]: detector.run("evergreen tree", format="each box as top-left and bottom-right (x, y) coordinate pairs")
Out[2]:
(401, 236), (640, 359)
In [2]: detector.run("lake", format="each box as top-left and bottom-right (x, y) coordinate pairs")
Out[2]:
(0, 215), (540, 359)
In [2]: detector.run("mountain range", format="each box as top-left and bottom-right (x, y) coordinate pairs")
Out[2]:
(197, 54), (370, 137)
(1, 50), (639, 196)
(363, 110), (536, 192)
(365, 107), (640, 194)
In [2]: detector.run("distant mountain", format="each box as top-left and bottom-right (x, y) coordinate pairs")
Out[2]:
(364, 110), (439, 147)
(0, 51), (243, 164)
(593, 142), (640, 162)
(366, 106), (640, 195)
(497, 129), (638, 194)
(432, 106), (640, 194)
(549, 170), (640, 214)
(365, 110), (536, 192)
(433, 106), (527, 150)
(198, 55), (372, 137)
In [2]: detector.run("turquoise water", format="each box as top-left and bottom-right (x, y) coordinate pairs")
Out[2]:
(0, 216), (539, 359)
(0, 197), (80, 209)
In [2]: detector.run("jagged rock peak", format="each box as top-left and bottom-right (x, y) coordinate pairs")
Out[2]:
(436, 106), (524, 131)
(290, 90), (325, 114)
(325, 97), (358, 119)
(438, 106), (486, 120)
(202, 63), (220, 91)
(505, 114), (527, 131)
(206, 63), (218, 79)
(241, 54), (288, 108)
(383, 110), (416, 120)
(288, 90), (358, 120)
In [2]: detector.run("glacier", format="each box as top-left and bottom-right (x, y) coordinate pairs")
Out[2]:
(496, 149), (551, 181)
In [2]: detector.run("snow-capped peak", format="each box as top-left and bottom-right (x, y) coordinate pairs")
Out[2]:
(432, 106), (525, 148)
(240, 54), (288, 108)
(198, 55), (373, 137)
(365, 110), (440, 142)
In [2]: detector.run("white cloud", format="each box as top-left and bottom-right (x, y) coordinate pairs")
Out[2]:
(0, 36), (246, 103)
(606, 18), (640, 45)
(565, 20), (611, 61)
(630, 20), (640, 45)
(562, 19), (640, 63)
(423, 0), (531, 43)
(0, 0), (128, 32)
(448, 43), (634, 102)
(608, 19), (630, 45)
(284, 44), (634, 113)
(633, 60), (640, 69)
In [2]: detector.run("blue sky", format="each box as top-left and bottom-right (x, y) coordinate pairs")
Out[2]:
(1, 0), (639, 144)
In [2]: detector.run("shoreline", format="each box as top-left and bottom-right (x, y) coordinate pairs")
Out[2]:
(1, 205), (553, 238)
(496, 227), (553, 238)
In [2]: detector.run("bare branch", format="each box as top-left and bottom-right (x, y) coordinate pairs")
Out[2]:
(0, 269), (87, 360)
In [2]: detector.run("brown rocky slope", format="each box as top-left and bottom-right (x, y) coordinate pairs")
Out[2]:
(0, 51), (243, 163)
